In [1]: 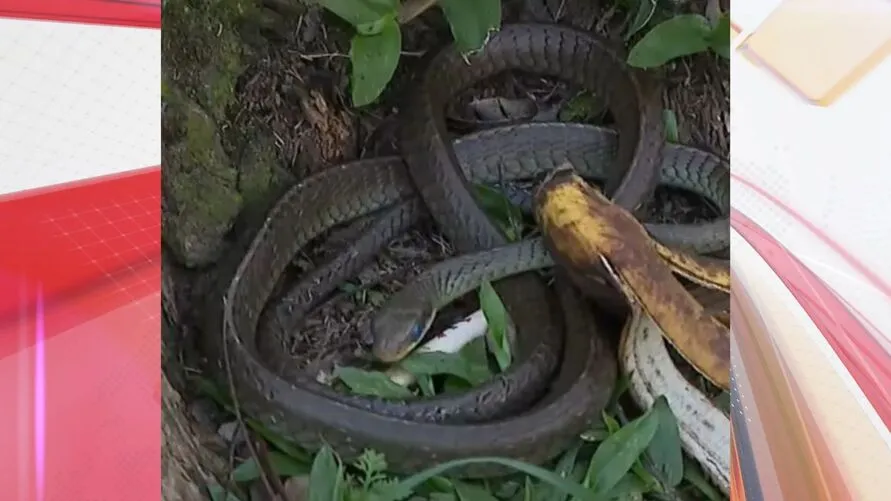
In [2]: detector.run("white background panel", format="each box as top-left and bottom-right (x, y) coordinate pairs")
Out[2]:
(0, 19), (160, 195)
(732, 41), (891, 337)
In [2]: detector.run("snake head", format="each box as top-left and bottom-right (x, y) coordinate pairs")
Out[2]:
(371, 304), (436, 363)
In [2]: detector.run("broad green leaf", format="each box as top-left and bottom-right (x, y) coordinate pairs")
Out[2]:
(438, 0), (502, 54)
(357, 13), (395, 36)
(377, 457), (598, 501)
(644, 397), (684, 488)
(602, 474), (650, 500)
(460, 336), (491, 368)
(625, 0), (657, 41)
(709, 13), (731, 59)
(662, 109), (679, 143)
(454, 480), (500, 501)
(207, 485), (243, 501)
(584, 405), (660, 496)
(334, 366), (415, 399)
(350, 16), (401, 106)
(232, 451), (310, 482)
(309, 446), (343, 501)
(400, 351), (491, 386)
(602, 410), (661, 493)
(479, 281), (512, 371)
(627, 14), (713, 68)
(317, 0), (397, 27)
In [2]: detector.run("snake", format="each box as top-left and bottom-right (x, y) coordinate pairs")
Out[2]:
(621, 307), (731, 495)
(200, 24), (728, 477)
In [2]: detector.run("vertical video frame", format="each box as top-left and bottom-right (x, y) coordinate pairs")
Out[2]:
(161, 0), (731, 500)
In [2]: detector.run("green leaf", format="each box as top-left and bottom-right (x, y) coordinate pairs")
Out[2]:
(207, 485), (243, 501)
(580, 424), (610, 443)
(460, 336), (491, 368)
(535, 443), (582, 501)
(357, 14), (395, 36)
(644, 397), (684, 488)
(709, 13), (731, 59)
(627, 14), (713, 68)
(400, 351), (491, 386)
(427, 476), (458, 493)
(232, 451), (310, 482)
(454, 480), (499, 501)
(584, 404), (660, 496)
(248, 422), (312, 464)
(350, 16), (401, 106)
(438, 0), (502, 54)
(417, 374), (437, 396)
(479, 281), (512, 371)
(520, 476), (535, 501)
(603, 411), (622, 434)
(681, 459), (724, 501)
(662, 109), (679, 143)
(602, 473), (650, 500)
(558, 92), (607, 123)
(430, 493), (459, 501)
(334, 366), (415, 399)
(606, 374), (630, 412)
(377, 457), (598, 501)
(625, 0), (657, 41)
(317, 0), (397, 27)
(442, 375), (474, 394)
(474, 184), (524, 241)
(309, 446), (344, 501)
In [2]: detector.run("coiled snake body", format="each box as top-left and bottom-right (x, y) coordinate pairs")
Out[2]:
(200, 24), (729, 478)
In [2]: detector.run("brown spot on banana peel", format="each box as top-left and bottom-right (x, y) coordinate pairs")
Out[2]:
(534, 165), (730, 391)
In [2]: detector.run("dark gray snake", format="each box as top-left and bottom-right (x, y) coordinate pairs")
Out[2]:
(199, 24), (729, 477)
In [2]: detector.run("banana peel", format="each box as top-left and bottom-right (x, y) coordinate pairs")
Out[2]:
(655, 242), (730, 292)
(534, 164), (730, 391)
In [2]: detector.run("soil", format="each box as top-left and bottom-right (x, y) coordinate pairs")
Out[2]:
(161, 0), (730, 498)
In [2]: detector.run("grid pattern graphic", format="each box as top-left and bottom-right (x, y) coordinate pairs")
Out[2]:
(0, 4), (161, 500)
(0, 17), (160, 195)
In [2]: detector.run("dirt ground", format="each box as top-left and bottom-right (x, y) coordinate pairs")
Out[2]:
(161, 0), (730, 497)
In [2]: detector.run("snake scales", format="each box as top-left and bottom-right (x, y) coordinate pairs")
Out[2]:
(199, 24), (730, 477)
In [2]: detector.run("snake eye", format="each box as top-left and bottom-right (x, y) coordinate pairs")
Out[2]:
(409, 322), (426, 342)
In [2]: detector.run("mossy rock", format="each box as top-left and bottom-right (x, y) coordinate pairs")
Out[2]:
(233, 126), (296, 221)
(163, 84), (242, 267)
(162, 0), (259, 121)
